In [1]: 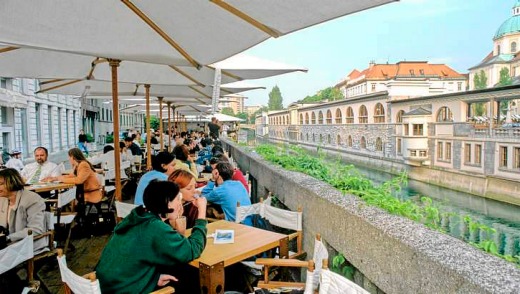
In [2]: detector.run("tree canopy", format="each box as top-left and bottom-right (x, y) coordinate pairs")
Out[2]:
(221, 107), (235, 116)
(498, 67), (513, 87)
(473, 70), (488, 90)
(268, 85), (284, 110)
(299, 86), (344, 103)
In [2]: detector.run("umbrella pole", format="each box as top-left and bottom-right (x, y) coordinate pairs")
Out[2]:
(167, 102), (172, 152)
(158, 97), (164, 151)
(109, 59), (122, 201)
(145, 84), (152, 170)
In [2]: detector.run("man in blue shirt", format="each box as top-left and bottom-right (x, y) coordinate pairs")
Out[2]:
(134, 152), (176, 206)
(201, 161), (251, 224)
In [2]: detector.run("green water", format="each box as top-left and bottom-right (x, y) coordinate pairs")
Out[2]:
(355, 165), (520, 256)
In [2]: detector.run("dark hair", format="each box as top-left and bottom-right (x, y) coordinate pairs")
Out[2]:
(0, 168), (25, 192)
(68, 148), (96, 172)
(124, 137), (133, 142)
(143, 180), (179, 218)
(34, 146), (48, 156)
(184, 138), (192, 146)
(151, 151), (175, 172)
(216, 162), (234, 181)
(103, 145), (114, 154)
(209, 153), (229, 165)
(212, 146), (224, 155)
(119, 141), (126, 149)
(173, 145), (189, 161)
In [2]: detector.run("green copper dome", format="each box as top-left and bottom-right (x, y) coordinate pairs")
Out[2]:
(494, 1), (520, 40)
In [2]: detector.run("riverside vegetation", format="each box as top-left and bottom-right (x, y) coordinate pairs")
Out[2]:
(252, 144), (520, 274)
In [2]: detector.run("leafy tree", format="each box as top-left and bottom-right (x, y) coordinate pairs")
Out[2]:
(498, 67), (513, 87)
(471, 103), (486, 116)
(474, 70), (487, 90)
(236, 112), (249, 122)
(300, 87), (344, 103)
(268, 85), (284, 110)
(150, 115), (160, 131)
(221, 107), (235, 116)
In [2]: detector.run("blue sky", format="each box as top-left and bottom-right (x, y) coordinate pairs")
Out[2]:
(240, 0), (513, 107)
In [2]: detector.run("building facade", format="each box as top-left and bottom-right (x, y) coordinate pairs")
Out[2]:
(0, 77), (81, 157)
(219, 94), (246, 114)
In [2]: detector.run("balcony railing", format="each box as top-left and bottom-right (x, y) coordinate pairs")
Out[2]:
(471, 127), (520, 138)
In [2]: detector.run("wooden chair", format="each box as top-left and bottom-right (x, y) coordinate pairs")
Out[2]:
(57, 249), (175, 294)
(255, 234), (328, 291)
(0, 231), (38, 292)
(319, 259), (369, 294)
(114, 201), (137, 223)
(27, 212), (58, 290)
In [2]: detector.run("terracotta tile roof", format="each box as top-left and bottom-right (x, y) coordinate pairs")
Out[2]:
(349, 61), (464, 81)
(348, 69), (361, 79)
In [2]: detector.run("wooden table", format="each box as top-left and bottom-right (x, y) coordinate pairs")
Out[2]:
(27, 182), (75, 193)
(186, 220), (289, 294)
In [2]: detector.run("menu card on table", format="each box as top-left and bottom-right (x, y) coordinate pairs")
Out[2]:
(213, 229), (234, 244)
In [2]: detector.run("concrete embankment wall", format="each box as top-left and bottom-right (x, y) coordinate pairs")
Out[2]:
(223, 139), (520, 294)
(266, 137), (520, 207)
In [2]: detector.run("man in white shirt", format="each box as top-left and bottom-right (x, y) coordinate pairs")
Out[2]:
(21, 147), (61, 184)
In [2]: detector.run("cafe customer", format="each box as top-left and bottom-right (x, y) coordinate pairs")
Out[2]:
(134, 152), (176, 206)
(201, 161), (251, 224)
(96, 180), (208, 293)
(21, 146), (61, 184)
(0, 168), (48, 292)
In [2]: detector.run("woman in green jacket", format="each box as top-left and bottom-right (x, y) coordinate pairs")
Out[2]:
(96, 180), (207, 293)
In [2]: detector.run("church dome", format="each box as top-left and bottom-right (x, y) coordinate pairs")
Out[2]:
(494, 0), (520, 40)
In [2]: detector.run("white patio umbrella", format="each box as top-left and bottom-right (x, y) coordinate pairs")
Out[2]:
(0, 0), (396, 67)
(0, 45), (308, 87)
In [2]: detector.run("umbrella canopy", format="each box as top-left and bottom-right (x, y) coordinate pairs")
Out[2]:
(0, 45), (306, 86)
(40, 79), (264, 99)
(211, 113), (245, 122)
(0, 0), (396, 67)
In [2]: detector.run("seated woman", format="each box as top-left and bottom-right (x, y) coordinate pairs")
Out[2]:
(172, 145), (198, 177)
(168, 169), (201, 229)
(134, 151), (176, 206)
(0, 168), (47, 252)
(96, 180), (207, 294)
(46, 148), (102, 204)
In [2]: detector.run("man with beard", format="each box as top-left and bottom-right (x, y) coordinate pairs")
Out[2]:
(21, 147), (62, 184)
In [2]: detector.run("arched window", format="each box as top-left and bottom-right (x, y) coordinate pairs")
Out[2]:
(497, 45), (501, 55)
(306, 133), (309, 141)
(396, 110), (405, 123)
(335, 108), (342, 124)
(376, 137), (383, 152)
(299, 114), (303, 125)
(348, 135), (353, 147)
(283, 116), (286, 125)
(312, 134), (315, 142)
(360, 136), (367, 149)
(512, 42), (517, 53)
(359, 105), (368, 123)
(374, 103), (385, 123)
(305, 113), (310, 124)
(337, 134), (342, 145)
(287, 115), (290, 125)
(326, 110), (333, 124)
(318, 111), (324, 124)
(319, 134), (323, 143)
(436, 106), (453, 122)
(300, 132), (303, 141)
(311, 112), (316, 124)
(346, 107), (354, 124)
(327, 134), (331, 144)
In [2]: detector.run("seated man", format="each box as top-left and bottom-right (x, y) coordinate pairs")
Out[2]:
(201, 162), (251, 224)
(5, 150), (24, 172)
(124, 136), (142, 156)
(21, 146), (61, 184)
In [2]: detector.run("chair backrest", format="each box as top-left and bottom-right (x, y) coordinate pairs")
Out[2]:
(57, 250), (101, 294)
(263, 204), (302, 232)
(115, 201), (137, 219)
(234, 196), (271, 224)
(312, 235), (329, 291)
(0, 233), (33, 275)
(58, 186), (77, 209)
(319, 263), (369, 294)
